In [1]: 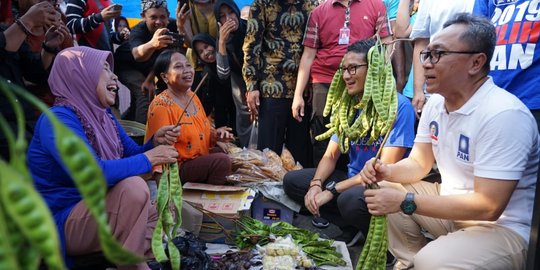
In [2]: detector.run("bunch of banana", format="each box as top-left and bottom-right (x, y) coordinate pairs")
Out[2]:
(315, 36), (398, 153)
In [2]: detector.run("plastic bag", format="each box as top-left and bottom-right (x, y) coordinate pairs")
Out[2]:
(259, 235), (315, 269)
(248, 120), (258, 150)
(280, 146), (296, 171)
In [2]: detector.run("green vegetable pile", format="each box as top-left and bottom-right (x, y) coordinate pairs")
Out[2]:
(234, 216), (346, 267)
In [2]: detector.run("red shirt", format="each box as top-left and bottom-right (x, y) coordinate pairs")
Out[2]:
(303, 0), (389, 83)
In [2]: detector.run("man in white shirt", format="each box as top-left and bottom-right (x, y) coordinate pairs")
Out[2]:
(360, 13), (539, 269)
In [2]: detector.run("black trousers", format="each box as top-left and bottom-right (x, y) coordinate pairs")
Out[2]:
(283, 168), (371, 235)
(257, 97), (313, 168)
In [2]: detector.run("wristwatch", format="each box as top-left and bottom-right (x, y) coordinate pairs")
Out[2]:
(400, 192), (417, 215)
(325, 180), (339, 196)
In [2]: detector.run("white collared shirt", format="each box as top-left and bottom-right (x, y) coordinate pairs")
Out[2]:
(415, 77), (539, 242)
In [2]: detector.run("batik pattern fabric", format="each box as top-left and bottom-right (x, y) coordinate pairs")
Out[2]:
(242, 0), (319, 98)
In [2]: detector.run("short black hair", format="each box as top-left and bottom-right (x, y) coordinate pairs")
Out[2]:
(346, 38), (377, 61)
(443, 13), (496, 73)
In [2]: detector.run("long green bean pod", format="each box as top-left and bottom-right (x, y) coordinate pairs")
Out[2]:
(151, 218), (167, 262)
(152, 168), (170, 264)
(167, 239), (181, 270)
(0, 160), (65, 270)
(0, 202), (21, 270)
(324, 66), (345, 117)
(6, 216), (41, 270)
(151, 163), (184, 270)
(169, 163), (183, 237)
(316, 35), (398, 153)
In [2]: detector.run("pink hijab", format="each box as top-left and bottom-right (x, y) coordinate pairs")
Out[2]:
(48, 46), (122, 160)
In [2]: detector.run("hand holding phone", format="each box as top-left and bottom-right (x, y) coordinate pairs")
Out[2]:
(102, 4), (122, 20)
(111, 4), (122, 12)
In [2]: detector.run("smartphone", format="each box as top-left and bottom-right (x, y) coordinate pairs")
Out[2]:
(178, 0), (189, 10)
(111, 4), (122, 11)
(165, 31), (182, 41)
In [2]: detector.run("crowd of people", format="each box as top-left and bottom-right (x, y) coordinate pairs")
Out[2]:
(1, 0), (539, 269)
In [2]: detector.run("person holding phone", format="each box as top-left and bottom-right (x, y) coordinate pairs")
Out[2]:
(113, 0), (189, 124)
(65, 0), (122, 51)
(113, 15), (130, 44)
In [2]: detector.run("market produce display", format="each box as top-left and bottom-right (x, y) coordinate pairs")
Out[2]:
(260, 236), (315, 269)
(224, 144), (303, 184)
(315, 36), (398, 153)
(0, 80), (143, 269)
(234, 216), (346, 267)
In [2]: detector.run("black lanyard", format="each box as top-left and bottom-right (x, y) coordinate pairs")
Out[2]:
(344, 0), (351, 28)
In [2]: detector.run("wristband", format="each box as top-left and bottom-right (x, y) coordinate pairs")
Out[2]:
(42, 42), (60, 54)
(310, 178), (322, 184)
(308, 183), (321, 189)
(310, 179), (322, 187)
(15, 19), (34, 36)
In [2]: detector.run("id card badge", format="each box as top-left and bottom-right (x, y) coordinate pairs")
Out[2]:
(338, 26), (350, 45)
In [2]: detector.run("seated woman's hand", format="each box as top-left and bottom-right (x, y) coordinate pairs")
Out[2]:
(144, 145), (178, 166)
(215, 126), (235, 143)
(153, 125), (180, 146)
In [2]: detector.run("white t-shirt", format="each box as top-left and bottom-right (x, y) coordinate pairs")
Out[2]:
(410, 0), (475, 40)
(415, 77), (539, 242)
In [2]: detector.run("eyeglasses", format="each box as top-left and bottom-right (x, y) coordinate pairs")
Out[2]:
(419, 50), (481, 64)
(339, 64), (368, 75)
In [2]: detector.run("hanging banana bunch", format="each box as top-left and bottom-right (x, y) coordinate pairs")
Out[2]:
(315, 36), (398, 153)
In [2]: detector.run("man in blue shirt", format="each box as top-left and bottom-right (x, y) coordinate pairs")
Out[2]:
(283, 39), (415, 257)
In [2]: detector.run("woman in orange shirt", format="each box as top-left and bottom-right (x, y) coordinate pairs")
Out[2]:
(146, 49), (234, 185)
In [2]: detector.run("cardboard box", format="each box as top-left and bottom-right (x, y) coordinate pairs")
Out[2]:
(251, 194), (294, 225)
(182, 183), (255, 244)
